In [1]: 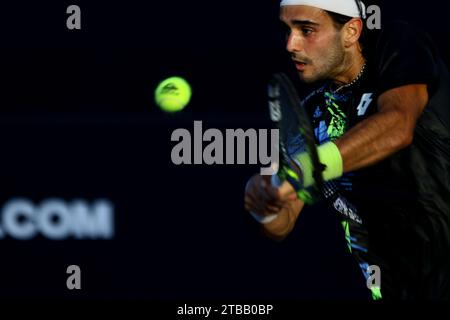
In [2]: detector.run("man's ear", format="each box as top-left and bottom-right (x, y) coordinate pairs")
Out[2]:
(343, 18), (363, 48)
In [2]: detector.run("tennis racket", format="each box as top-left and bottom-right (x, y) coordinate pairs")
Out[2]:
(267, 73), (374, 297)
(268, 72), (325, 203)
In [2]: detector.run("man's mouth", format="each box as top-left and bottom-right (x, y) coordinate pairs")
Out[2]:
(293, 60), (307, 71)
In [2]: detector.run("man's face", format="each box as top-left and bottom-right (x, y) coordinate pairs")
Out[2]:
(280, 5), (346, 84)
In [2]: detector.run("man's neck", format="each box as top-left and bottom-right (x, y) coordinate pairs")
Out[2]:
(333, 51), (366, 86)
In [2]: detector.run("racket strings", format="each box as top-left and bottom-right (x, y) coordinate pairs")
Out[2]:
(274, 73), (326, 191)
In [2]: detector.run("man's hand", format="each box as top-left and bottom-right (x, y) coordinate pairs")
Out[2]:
(244, 175), (304, 240)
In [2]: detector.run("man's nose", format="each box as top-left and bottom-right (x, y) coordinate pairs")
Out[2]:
(286, 33), (303, 53)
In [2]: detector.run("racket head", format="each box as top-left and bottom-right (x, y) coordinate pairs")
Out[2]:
(268, 72), (325, 195)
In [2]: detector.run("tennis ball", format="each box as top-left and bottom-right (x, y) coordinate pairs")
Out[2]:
(154, 76), (192, 112)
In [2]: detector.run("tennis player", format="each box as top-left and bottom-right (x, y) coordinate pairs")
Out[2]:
(245, 0), (450, 300)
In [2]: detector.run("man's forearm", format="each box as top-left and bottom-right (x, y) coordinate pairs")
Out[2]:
(335, 84), (428, 173)
(335, 108), (414, 173)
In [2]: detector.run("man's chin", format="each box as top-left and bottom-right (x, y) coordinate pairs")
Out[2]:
(297, 73), (316, 84)
(297, 71), (324, 84)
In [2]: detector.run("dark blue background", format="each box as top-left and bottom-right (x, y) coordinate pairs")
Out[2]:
(0, 0), (448, 300)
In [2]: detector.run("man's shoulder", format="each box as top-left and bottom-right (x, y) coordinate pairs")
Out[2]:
(374, 20), (436, 52)
(366, 19), (443, 96)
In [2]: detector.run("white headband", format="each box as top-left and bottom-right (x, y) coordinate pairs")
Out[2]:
(280, 0), (366, 18)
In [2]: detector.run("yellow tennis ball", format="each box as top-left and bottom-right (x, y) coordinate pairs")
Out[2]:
(155, 76), (192, 112)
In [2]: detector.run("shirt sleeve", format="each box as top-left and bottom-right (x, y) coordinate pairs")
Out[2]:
(373, 21), (440, 95)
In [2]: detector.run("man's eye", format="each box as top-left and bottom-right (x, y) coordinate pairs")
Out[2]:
(302, 28), (313, 35)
